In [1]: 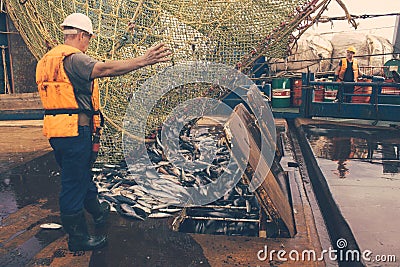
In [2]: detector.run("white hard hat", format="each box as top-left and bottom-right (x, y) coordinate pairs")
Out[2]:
(60, 13), (95, 36)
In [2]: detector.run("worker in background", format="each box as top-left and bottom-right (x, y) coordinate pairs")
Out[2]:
(334, 46), (363, 102)
(36, 13), (171, 252)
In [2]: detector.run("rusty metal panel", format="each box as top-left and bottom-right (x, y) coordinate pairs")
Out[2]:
(247, 85), (281, 160)
(225, 103), (295, 237)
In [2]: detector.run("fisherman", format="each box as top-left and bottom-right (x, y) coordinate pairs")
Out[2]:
(36, 13), (171, 252)
(334, 46), (363, 103)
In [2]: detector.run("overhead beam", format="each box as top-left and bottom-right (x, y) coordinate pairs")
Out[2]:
(393, 15), (400, 55)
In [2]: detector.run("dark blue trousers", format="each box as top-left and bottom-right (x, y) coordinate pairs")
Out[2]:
(336, 84), (354, 103)
(49, 126), (98, 215)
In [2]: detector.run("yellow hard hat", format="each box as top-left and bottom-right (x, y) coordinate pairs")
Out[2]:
(347, 46), (357, 54)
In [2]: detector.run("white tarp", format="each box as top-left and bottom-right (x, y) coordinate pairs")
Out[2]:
(268, 32), (393, 75)
(269, 33), (333, 73)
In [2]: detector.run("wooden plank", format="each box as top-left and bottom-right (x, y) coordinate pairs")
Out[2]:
(0, 93), (43, 110)
(225, 104), (295, 237)
(0, 126), (50, 173)
(0, 92), (39, 100)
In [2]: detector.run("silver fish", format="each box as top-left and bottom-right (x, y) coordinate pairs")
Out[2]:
(157, 175), (182, 185)
(156, 134), (165, 150)
(134, 203), (151, 214)
(158, 198), (182, 206)
(169, 166), (181, 177)
(97, 186), (110, 193)
(148, 212), (173, 218)
(40, 223), (62, 230)
(137, 199), (153, 209)
(131, 189), (146, 197)
(152, 203), (172, 210)
(156, 161), (170, 167)
(120, 191), (138, 202)
(245, 200), (251, 213)
(148, 189), (176, 200)
(146, 169), (159, 179)
(119, 203), (145, 221)
(130, 185), (149, 194)
(104, 164), (117, 168)
(109, 204), (117, 212)
(158, 208), (181, 213)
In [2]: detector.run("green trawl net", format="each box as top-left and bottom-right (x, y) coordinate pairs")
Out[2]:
(6, 0), (329, 163)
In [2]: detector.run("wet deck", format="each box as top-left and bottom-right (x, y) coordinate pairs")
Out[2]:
(298, 118), (400, 267)
(0, 120), (327, 267)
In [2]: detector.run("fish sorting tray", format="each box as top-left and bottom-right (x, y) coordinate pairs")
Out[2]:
(171, 94), (294, 237)
(93, 87), (294, 237)
(172, 181), (261, 237)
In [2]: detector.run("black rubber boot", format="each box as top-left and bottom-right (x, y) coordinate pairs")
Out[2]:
(84, 198), (110, 227)
(61, 210), (107, 252)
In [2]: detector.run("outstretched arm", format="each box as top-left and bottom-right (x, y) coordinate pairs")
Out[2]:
(90, 43), (172, 79)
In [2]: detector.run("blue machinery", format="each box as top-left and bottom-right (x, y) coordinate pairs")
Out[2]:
(295, 73), (400, 122)
(1, 72), (400, 122)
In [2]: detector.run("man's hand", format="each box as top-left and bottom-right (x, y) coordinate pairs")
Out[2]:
(91, 43), (172, 79)
(140, 43), (172, 66)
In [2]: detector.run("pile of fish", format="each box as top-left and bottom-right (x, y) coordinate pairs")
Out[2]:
(93, 119), (261, 236)
(93, 162), (187, 220)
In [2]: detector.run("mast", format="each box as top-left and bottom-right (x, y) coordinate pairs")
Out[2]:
(393, 15), (400, 57)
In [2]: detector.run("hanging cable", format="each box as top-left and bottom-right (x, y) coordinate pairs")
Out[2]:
(268, 52), (400, 65)
(318, 12), (400, 24)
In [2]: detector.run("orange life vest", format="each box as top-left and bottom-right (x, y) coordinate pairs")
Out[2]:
(338, 58), (359, 81)
(36, 44), (101, 138)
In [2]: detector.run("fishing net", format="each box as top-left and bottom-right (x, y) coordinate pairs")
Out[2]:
(6, 0), (329, 163)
